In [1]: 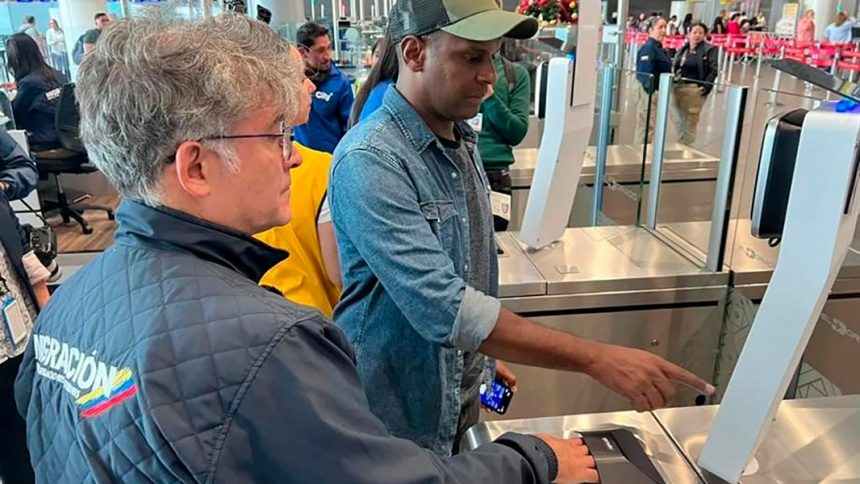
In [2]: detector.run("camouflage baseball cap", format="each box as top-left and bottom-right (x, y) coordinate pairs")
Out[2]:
(388, 0), (539, 42)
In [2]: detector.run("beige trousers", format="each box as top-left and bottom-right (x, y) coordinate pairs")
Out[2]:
(671, 83), (706, 146)
(635, 88), (658, 145)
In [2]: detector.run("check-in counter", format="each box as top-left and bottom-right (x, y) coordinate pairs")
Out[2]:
(464, 396), (860, 483)
(509, 144), (720, 229)
(497, 226), (728, 419)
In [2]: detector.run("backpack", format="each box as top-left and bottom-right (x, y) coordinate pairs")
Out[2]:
(72, 33), (85, 65)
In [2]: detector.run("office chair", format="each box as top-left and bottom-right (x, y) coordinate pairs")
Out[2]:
(0, 90), (15, 130)
(31, 83), (114, 235)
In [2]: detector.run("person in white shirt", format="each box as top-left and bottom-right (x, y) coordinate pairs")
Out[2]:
(18, 16), (46, 57)
(668, 15), (679, 35)
(45, 19), (68, 76)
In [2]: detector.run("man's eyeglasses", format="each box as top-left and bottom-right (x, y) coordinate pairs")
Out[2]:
(201, 121), (294, 159)
(165, 122), (294, 164)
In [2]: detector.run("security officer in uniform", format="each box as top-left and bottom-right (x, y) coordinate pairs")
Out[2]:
(635, 16), (672, 144)
(671, 22), (718, 145)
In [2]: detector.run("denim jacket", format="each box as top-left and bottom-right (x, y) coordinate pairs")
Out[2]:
(329, 87), (501, 456)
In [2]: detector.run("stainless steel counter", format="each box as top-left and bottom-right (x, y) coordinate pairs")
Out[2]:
(655, 396), (860, 483)
(511, 144), (720, 188)
(495, 227), (726, 418)
(497, 227), (728, 314)
(657, 220), (860, 293)
(464, 410), (702, 483)
(465, 396), (860, 483)
(496, 232), (546, 298)
(514, 227), (724, 297)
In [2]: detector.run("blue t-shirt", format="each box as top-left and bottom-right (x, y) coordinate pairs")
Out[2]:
(294, 65), (355, 154)
(358, 79), (393, 122)
(825, 20), (855, 43)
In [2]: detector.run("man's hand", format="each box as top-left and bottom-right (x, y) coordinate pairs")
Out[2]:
(536, 434), (599, 483)
(495, 360), (518, 392)
(0, 181), (9, 194)
(480, 309), (714, 412)
(584, 343), (715, 412)
(481, 360), (519, 413)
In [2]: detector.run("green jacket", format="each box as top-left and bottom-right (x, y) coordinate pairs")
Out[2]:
(478, 57), (531, 169)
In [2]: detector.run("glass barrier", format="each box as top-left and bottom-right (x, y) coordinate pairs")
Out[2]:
(504, 62), (657, 232)
(723, 85), (827, 275)
(644, 75), (739, 270)
(630, 69), (831, 272)
(586, 66), (655, 228)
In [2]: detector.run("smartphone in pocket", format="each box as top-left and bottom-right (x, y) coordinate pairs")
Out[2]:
(480, 378), (514, 415)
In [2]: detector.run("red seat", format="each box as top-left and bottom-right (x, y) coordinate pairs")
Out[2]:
(838, 60), (860, 72)
(748, 33), (766, 48)
(762, 37), (783, 56)
(724, 35), (752, 61)
(709, 34), (729, 48)
(810, 51), (834, 68)
(662, 36), (685, 50)
(838, 60), (860, 81)
(783, 46), (808, 63)
(726, 46), (754, 58)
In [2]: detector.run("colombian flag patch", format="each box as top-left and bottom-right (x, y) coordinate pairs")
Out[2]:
(75, 368), (138, 419)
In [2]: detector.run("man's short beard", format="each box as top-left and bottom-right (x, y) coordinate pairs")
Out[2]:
(306, 63), (331, 86)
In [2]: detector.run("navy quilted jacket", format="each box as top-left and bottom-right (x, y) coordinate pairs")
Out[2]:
(15, 200), (558, 483)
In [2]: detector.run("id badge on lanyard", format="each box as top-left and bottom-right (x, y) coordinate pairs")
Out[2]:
(1, 278), (28, 351)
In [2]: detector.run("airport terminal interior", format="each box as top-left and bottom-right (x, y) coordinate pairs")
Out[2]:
(4, 0), (860, 482)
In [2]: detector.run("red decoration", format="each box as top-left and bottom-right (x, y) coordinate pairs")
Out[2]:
(518, 0), (578, 24)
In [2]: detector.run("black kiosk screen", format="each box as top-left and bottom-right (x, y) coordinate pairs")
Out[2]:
(751, 109), (809, 240)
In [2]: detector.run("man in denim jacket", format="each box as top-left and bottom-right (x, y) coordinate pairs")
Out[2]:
(331, 0), (715, 458)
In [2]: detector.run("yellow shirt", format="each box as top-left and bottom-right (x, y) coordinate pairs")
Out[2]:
(255, 144), (340, 317)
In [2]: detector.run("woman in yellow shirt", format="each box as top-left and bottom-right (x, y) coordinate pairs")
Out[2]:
(255, 143), (340, 316)
(255, 47), (341, 316)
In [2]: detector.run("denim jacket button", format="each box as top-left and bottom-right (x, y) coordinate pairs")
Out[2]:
(451, 172), (458, 179)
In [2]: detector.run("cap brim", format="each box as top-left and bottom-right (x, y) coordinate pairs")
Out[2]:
(442, 9), (539, 42)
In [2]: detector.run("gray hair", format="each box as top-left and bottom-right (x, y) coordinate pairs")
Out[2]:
(76, 10), (304, 206)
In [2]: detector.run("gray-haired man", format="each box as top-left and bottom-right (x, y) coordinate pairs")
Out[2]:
(14, 11), (597, 484)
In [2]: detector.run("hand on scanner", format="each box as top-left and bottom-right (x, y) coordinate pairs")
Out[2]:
(585, 342), (716, 412)
(537, 434), (599, 483)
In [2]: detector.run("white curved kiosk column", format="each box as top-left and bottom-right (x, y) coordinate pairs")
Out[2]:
(698, 104), (860, 483)
(518, 0), (601, 249)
